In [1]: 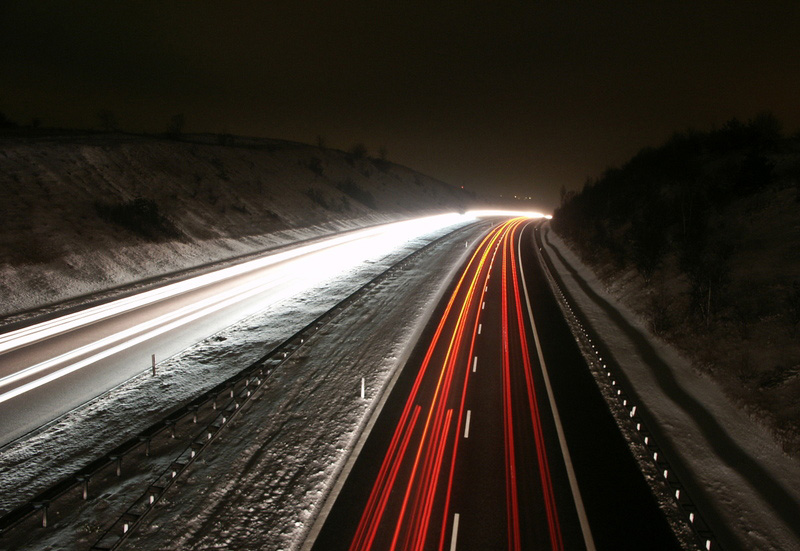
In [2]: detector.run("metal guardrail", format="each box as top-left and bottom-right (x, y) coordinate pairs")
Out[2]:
(533, 225), (719, 551)
(0, 221), (484, 549)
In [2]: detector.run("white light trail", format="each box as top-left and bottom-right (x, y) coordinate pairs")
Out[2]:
(466, 209), (551, 219)
(0, 213), (468, 356)
(0, 213), (471, 404)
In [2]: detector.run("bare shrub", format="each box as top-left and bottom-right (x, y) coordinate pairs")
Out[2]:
(647, 289), (672, 335)
(95, 197), (180, 241)
(336, 179), (375, 209)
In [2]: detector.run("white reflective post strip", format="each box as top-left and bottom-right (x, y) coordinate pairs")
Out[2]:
(450, 513), (460, 551)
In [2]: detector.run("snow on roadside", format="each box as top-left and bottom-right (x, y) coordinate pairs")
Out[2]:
(0, 213), (408, 323)
(122, 225), (483, 551)
(0, 218), (486, 550)
(540, 224), (800, 551)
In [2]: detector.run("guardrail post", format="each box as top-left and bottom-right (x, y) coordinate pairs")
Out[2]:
(76, 475), (90, 500)
(139, 436), (151, 457)
(110, 455), (122, 477)
(33, 502), (49, 527)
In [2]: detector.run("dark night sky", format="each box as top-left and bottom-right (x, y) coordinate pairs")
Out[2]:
(2, 2), (800, 211)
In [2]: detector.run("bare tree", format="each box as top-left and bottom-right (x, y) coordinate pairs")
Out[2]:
(167, 113), (186, 137)
(0, 111), (18, 129)
(97, 110), (118, 132)
(349, 142), (367, 159)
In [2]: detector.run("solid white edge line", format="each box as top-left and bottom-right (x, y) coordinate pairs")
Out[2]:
(518, 223), (597, 551)
(464, 410), (472, 438)
(450, 513), (460, 551)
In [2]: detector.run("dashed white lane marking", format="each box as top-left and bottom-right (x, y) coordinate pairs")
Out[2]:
(450, 513), (460, 551)
(464, 410), (472, 438)
(481, 301), (485, 310)
(478, 323), (482, 335)
(472, 356), (477, 372)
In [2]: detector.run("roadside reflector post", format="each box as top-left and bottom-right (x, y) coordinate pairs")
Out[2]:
(361, 377), (365, 399)
(77, 475), (90, 500)
(34, 502), (49, 527)
(139, 436), (151, 457)
(152, 354), (156, 376)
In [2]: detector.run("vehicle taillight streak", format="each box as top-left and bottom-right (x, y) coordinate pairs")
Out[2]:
(507, 221), (564, 551)
(349, 224), (505, 551)
(347, 218), (566, 551)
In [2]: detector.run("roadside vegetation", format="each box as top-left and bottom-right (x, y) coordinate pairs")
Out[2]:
(553, 113), (800, 454)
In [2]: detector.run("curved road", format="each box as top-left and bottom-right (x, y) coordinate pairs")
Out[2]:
(311, 218), (681, 550)
(0, 215), (468, 446)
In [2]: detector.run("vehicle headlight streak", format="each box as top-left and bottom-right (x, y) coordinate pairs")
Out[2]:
(0, 214), (472, 405)
(0, 273), (292, 404)
(348, 217), (564, 551)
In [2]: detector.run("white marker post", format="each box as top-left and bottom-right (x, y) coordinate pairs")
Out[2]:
(450, 513), (460, 551)
(361, 377), (365, 399)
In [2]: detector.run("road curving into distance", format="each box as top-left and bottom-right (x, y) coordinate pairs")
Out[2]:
(0, 214), (470, 447)
(311, 217), (682, 551)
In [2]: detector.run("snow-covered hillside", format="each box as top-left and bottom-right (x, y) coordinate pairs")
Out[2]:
(0, 133), (471, 318)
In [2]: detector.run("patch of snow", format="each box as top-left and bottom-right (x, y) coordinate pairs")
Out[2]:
(540, 224), (800, 551)
(0, 219), (487, 550)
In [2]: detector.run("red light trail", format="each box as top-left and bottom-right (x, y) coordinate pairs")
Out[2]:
(348, 218), (565, 551)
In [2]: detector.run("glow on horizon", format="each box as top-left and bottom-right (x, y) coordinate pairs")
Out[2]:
(466, 209), (552, 219)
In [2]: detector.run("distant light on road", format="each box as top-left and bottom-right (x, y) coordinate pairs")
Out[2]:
(467, 209), (551, 219)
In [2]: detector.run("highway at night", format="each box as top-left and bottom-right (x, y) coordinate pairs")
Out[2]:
(311, 218), (681, 551)
(0, 215), (468, 446)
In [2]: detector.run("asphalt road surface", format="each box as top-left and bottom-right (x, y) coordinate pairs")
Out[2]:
(312, 218), (681, 551)
(0, 216), (465, 446)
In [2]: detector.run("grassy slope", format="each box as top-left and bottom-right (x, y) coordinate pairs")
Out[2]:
(0, 133), (471, 317)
